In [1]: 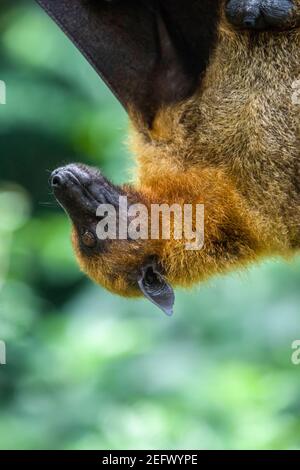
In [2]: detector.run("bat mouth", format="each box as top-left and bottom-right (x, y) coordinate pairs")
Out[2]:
(50, 164), (106, 224)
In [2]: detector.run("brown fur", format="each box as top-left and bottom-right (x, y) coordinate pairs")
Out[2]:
(73, 1), (300, 297)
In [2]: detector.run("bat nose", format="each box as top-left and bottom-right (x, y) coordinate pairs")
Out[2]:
(243, 12), (262, 29)
(51, 174), (63, 188)
(50, 168), (69, 188)
(225, 0), (294, 30)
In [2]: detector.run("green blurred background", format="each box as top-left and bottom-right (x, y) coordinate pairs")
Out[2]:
(1, 0), (300, 451)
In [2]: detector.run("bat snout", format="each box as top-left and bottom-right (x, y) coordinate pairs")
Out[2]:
(50, 168), (79, 193)
(226, 0), (295, 30)
(50, 164), (103, 222)
(50, 164), (95, 190)
(50, 163), (125, 235)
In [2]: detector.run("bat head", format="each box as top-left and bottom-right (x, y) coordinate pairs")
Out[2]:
(50, 164), (175, 316)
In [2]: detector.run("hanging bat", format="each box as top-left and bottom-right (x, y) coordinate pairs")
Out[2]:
(36, 0), (300, 315)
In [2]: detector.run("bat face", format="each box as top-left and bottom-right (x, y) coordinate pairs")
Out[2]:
(50, 164), (175, 315)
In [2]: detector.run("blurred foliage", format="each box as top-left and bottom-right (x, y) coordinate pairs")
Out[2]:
(0, 1), (300, 451)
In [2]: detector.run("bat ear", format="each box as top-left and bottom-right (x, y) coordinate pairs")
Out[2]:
(138, 263), (175, 316)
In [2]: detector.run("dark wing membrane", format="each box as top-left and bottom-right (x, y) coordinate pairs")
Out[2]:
(160, 0), (221, 77)
(36, 0), (220, 125)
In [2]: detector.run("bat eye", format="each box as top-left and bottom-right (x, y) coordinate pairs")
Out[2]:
(82, 230), (97, 248)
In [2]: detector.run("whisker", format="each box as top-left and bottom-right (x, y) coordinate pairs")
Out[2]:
(38, 201), (57, 207)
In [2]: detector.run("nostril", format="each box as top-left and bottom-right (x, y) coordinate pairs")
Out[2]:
(51, 173), (63, 188)
(243, 15), (257, 28)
